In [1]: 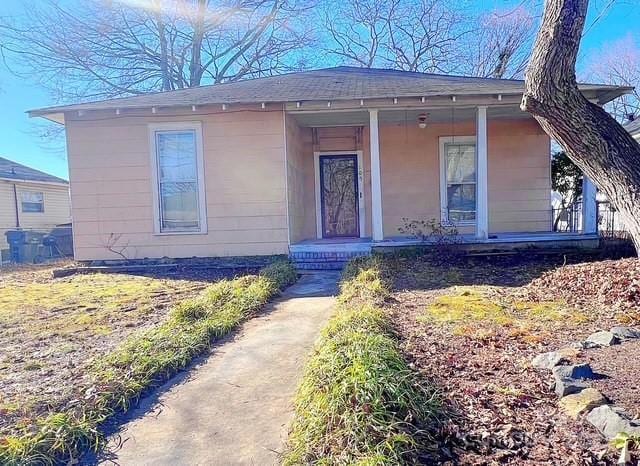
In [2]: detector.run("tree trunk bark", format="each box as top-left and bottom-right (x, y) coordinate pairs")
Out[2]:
(521, 0), (640, 253)
(189, 0), (207, 87)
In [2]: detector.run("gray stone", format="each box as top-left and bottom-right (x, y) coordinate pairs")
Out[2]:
(610, 326), (640, 340)
(586, 405), (640, 440)
(532, 352), (563, 370)
(532, 347), (580, 370)
(552, 363), (595, 381)
(585, 330), (620, 347)
(554, 376), (589, 397)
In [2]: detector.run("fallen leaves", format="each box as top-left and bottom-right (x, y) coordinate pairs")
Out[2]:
(526, 259), (640, 324)
(386, 255), (638, 465)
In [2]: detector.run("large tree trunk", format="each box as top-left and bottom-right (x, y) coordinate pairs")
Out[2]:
(521, 0), (640, 253)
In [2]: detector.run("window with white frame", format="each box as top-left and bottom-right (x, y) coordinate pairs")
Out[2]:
(151, 124), (206, 233)
(441, 140), (476, 223)
(21, 191), (44, 213)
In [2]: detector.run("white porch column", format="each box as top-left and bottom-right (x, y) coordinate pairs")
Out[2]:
(582, 177), (598, 234)
(369, 109), (384, 241)
(476, 106), (489, 239)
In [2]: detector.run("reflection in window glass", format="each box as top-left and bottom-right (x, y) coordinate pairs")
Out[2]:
(445, 143), (476, 222)
(155, 131), (200, 231)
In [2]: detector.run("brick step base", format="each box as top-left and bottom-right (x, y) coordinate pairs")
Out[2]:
(289, 249), (370, 270)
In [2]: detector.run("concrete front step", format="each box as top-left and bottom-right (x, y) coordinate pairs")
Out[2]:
(295, 261), (348, 270)
(289, 246), (372, 270)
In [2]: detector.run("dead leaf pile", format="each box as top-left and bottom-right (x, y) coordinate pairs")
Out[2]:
(526, 258), (640, 323)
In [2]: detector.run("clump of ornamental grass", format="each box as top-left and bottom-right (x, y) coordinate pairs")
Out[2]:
(0, 261), (296, 466)
(283, 258), (441, 465)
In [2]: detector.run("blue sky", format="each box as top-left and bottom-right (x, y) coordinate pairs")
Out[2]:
(0, 0), (639, 180)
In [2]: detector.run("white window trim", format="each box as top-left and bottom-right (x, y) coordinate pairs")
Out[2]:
(314, 150), (366, 240)
(20, 191), (45, 214)
(149, 122), (208, 235)
(439, 136), (477, 227)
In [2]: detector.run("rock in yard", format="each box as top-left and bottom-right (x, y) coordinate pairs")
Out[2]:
(558, 388), (607, 419)
(554, 376), (589, 398)
(552, 363), (595, 380)
(532, 347), (579, 370)
(610, 326), (640, 340)
(586, 405), (640, 440)
(585, 330), (619, 347)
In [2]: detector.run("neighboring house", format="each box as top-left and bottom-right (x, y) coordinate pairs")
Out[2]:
(625, 119), (640, 141)
(28, 67), (630, 263)
(0, 157), (71, 251)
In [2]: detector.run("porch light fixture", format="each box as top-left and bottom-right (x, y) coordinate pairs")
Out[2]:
(222, 104), (228, 111)
(393, 97), (398, 104)
(418, 113), (428, 129)
(115, 109), (121, 115)
(191, 105), (197, 112)
(151, 107), (157, 114)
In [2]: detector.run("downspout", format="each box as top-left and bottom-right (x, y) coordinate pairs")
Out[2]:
(12, 183), (20, 228)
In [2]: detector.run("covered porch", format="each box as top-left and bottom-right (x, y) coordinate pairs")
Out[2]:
(284, 98), (599, 256)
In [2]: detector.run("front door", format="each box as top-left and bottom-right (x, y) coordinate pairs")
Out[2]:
(319, 155), (360, 238)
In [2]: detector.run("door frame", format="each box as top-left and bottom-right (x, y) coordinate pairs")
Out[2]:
(314, 150), (366, 239)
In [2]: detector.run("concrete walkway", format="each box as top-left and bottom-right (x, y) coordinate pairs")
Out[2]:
(98, 272), (338, 466)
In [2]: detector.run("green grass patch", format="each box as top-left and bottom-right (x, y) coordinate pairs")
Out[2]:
(418, 288), (590, 341)
(0, 261), (297, 466)
(283, 258), (441, 465)
(421, 289), (512, 326)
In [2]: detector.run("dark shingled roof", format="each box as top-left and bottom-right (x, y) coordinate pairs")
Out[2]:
(0, 156), (68, 184)
(29, 66), (631, 117)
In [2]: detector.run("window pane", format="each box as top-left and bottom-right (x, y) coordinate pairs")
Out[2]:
(446, 144), (475, 183)
(21, 192), (44, 213)
(155, 129), (200, 232)
(159, 182), (199, 230)
(157, 131), (197, 182)
(447, 183), (476, 222)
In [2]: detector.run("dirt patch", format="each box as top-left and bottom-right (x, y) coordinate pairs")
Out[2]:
(585, 340), (640, 419)
(0, 263), (241, 436)
(386, 254), (637, 465)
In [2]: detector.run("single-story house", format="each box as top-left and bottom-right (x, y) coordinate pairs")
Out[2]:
(626, 119), (640, 141)
(28, 67), (630, 265)
(0, 156), (71, 252)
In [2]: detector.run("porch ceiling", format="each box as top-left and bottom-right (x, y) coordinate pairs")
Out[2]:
(289, 104), (533, 127)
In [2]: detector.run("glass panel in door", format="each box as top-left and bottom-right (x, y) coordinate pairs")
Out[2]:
(320, 155), (359, 238)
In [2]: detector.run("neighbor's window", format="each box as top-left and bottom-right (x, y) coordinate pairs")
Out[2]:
(444, 143), (476, 223)
(21, 191), (44, 213)
(152, 125), (205, 233)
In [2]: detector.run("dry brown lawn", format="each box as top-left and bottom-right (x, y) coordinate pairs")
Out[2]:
(0, 262), (218, 433)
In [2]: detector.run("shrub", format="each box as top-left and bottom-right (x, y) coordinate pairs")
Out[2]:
(0, 261), (297, 466)
(283, 257), (441, 465)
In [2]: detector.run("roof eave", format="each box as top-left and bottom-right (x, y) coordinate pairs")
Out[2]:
(27, 110), (65, 125)
(0, 176), (69, 186)
(594, 86), (634, 105)
(27, 85), (633, 117)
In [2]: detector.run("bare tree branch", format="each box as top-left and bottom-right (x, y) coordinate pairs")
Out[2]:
(0, 0), (314, 101)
